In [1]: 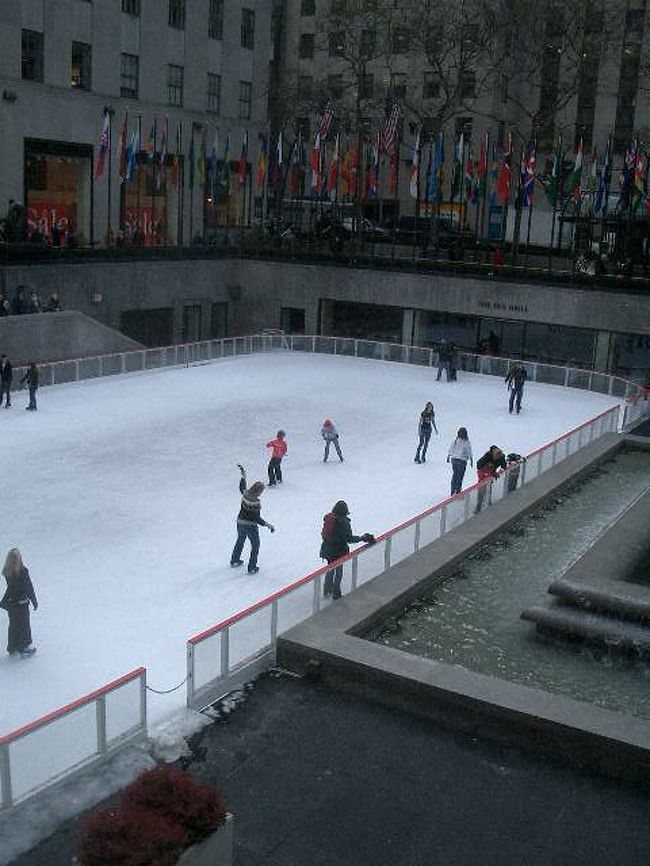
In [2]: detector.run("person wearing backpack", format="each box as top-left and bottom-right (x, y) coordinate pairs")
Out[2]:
(320, 501), (375, 600)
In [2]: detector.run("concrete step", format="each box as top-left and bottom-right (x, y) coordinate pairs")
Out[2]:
(521, 604), (650, 655)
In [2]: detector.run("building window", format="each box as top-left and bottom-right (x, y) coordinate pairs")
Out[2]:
(390, 72), (407, 99)
(239, 81), (252, 119)
(22, 30), (43, 82)
(298, 74), (313, 98)
(390, 26), (409, 54)
(328, 74), (344, 98)
(71, 42), (91, 90)
(299, 33), (315, 58)
(120, 53), (139, 98)
(423, 71), (440, 99)
(168, 0), (185, 29)
(241, 9), (255, 48)
(301, 0), (315, 14)
(329, 31), (346, 56)
(122, 0), (140, 14)
(167, 64), (184, 107)
(207, 73), (221, 113)
(209, 0), (224, 39)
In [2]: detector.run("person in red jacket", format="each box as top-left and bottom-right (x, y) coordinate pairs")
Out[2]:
(266, 430), (287, 486)
(475, 445), (506, 512)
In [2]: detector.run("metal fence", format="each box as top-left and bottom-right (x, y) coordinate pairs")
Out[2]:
(0, 667), (146, 810)
(186, 403), (621, 711)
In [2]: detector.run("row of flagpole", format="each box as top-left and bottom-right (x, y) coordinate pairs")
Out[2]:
(93, 104), (650, 246)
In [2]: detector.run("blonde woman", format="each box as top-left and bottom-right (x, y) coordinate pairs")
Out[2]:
(0, 548), (38, 657)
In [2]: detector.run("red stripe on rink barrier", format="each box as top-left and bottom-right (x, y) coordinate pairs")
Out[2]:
(0, 667), (145, 744)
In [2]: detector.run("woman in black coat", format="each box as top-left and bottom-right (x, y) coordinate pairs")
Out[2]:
(320, 501), (374, 600)
(0, 548), (38, 656)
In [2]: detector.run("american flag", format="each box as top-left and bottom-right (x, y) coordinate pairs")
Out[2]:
(315, 102), (334, 140)
(94, 111), (110, 179)
(379, 102), (401, 154)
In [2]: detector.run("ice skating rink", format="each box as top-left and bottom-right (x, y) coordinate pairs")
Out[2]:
(0, 352), (618, 733)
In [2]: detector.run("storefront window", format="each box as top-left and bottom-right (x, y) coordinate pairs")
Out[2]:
(25, 140), (92, 246)
(121, 158), (177, 246)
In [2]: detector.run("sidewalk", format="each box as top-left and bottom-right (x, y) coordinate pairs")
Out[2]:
(10, 669), (650, 866)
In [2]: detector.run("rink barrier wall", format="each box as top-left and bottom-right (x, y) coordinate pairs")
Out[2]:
(0, 667), (146, 811)
(2, 335), (646, 809)
(185, 403), (621, 711)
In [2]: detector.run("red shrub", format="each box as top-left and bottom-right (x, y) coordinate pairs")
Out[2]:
(78, 766), (227, 866)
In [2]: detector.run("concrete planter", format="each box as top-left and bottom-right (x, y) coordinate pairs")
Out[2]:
(175, 813), (234, 866)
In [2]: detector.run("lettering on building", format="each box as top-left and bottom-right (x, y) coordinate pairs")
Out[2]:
(477, 300), (529, 314)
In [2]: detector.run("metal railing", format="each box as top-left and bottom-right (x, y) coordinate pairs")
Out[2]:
(186, 403), (621, 710)
(0, 667), (146, 811)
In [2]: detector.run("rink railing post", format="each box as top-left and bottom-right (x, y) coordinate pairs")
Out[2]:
(564, 367), (570, 387)
(313, 579), (321, 613)
(139, 670), (147, 731)
(270, 600), (279, 646)
(0, 743), (12, 810)
(384, 537), (392, 571)
(351, 556), (359, 590)
(439, 505), (447, 536)
(414, 520), (421, 553)
(354, 340), (358, 357)
(536, 452), (543, 476)
(96, 696), (107, 755)
(221, 628), (230, 677)
(186, 644), (194, 708)
(463, 493), (471, 521)
(551, 442), (558, 467)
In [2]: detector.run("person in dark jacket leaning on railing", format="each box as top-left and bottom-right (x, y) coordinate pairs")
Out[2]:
(21, 362), (38, 411)
(320, 500), (375, 600)
(230, 465), (275, 574)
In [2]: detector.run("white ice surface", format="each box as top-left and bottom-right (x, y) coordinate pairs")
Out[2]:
(0, 352), (618, 737)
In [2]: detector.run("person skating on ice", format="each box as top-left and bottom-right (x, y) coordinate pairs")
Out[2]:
(414, 401), (438, 463)
(505, 363), (528, 414)
(230, 465), (275, 574)
(447, 427), (473, 495)
(320, 501), (375, 600)
(0, 548), (38, 657)
(475, 445), (506, 512)
(321, 418), (344, 462)
(266, 430), (287, 486)
(21, 362), (38, 411)
(0, 354), (12, 408)
(436, 339), (453, 381)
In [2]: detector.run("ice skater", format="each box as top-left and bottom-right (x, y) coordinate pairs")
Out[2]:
(320, 501), (375, 600)
(0, 354), (12, 408)
(414, 402), (438, 463)
(436, 340), (452, 381)
(475, 445), (506, 512)
(230, 464), (275, 574)
(0, 548), (38, 657)
(21, 362), (38, 411)
(266, 430), (287, 485)
(505, 363), (528, 414)
(447, 427), (473, 495)
(321, 418), (344, 462)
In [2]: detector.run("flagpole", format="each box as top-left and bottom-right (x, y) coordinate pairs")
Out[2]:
(189, 123), (195, 244)
(178, 123), (184, 246)
(104, 106), (114, 246)
(548, 132), (562, 272)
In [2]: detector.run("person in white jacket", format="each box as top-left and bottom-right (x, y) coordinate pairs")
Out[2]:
(447, 427), (473, 495)
(321, 418), (344, 462)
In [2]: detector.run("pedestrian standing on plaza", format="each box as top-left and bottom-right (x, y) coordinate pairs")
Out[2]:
(321, 419), (344, 463)
(0, 354), (12, 408)
(475, 445), (506, 513)
(266, 430), (287, 486)
(230, 464), (275, 574)
(0, 548), (38, 657)
(320, 501), (375, 600)
(447, 427), (473, 495)
(21, 362), (39, 411)
(505, 363), (528, 414)
(436, 339), (452, 382)
(414, 402), (438, 464)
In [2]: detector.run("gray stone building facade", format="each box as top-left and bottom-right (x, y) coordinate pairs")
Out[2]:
(0, 0), (273, 248)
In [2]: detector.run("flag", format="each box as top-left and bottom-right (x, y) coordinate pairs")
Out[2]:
(633, 147), (646, 212)
(157, 118), (168, 190)
(94, 110), (110, 179)
(488, 142), (499, 206)
(409, 128), (420, 199)
(564, 135), (583, 201)
(464, 148), (477, 204)
(209, 129), (220, 196)
(340, 145), (357, 198)
(188, 125), (195, 190)
(117, 112), (128, 183)
(315, 102), (334, 140)
(125, 128), (138, 183)
(290, 132), (304, 197)
(545, 132), (562, 207)
(220, 132), (231, 190)
(310, 131), (321, 195)
(388, 142), (399, 197)
(196, 127), (206, 186)
(146, 121), (155, 159)
(594, 137), (611, 214)
(379, 101), (401, 154)
(327, 133), (339, 201)
(256, 134), (268, 190)
(427, 131), (444, 202)
(452, 132), (464, 198)
(366, 132), (379, 198)
(520, 138), (537, 208)
(477, 131), (488, 200)
(618, 139), (636, 210)
(171, 122), (181, 187)
(496, 132), (512, 205)
(237, 130), (249, 187)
